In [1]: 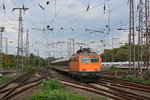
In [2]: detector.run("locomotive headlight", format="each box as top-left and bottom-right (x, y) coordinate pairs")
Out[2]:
(82, 69), (86, 71)
(96, 73), (100, 76)
(82, 73), (86, 76)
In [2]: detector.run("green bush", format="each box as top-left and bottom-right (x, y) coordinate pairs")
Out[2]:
(19, 66), (35, 73)
(110, 66), (118, 70)
(144, 80), (150, 84)
(31, 90), (87, 100)
(45, 66), (51, 70)
(118, 75), (150, 84)
(119, 75), (126, 80)
(42, 79), (63, 90)
(30, 80), (87, 100)
(126, 76), (143, 82)
(0, 76), (11, 85)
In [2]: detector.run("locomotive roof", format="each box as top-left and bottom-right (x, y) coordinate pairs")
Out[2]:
(52, 52), (100, 63)
(71, 52), (99, 57)
(51, 58), (69, 63)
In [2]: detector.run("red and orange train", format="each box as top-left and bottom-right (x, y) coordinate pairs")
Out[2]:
(52, 48), (102, 81)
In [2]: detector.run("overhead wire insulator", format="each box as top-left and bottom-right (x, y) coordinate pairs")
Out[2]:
(71, 27), (74, 33)
(104, 4), (106, 14)
(137, 4), (139, 11)
(86, 4), (90, 12)
(39, 4), (45, 11)
(46, 1), (49, 5)
(3, 3), (6, 13)
(85, 27), (88, 32)
(47, 25), (50, 28)
(3, 3), (5, 10)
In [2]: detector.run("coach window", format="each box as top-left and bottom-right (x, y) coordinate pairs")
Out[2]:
(76, 58), (79, 62)
(70, 58), (74, 62)
(82, 57), (90, 63)
(91, 57), (99, 63)
(74, 58), (78, 62)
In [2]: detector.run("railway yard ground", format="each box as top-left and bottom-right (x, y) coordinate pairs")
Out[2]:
(0, 66), (150, 100)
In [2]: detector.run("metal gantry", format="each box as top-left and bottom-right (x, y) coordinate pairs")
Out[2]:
(137, 0), (150, 76)
(12, 7), (29, 69)
(129, 0), (135, 73)
(25, 30), (29, 67)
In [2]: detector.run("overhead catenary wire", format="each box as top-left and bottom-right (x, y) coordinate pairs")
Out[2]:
(50, 0), (68, 22)
(0, 0), (135, 58)
(50, 0), (108, 23)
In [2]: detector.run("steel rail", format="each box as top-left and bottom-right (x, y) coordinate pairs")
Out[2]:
(60, 80), (131, 100)
(0, 77), (45, 94)
(0, 69), (36, 100)
(0, 69), (36, 90)
(99, 80), (150, 93)
(60, 79), (150, 100)
(94, 83), (150, 100)
(2, 81), (42, 100)
(101, 76), (150, 88)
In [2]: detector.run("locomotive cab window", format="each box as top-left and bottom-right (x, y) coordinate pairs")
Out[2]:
(82, 57), (90, 63)
(69, 58), (78, 62)
(91, 57), (99, 63)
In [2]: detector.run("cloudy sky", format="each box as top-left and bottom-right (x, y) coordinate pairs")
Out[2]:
(0, 0), (132, 58)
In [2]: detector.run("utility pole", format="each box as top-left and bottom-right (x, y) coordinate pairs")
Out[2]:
(68, 38), (75, 55)
(69, 41), (72, 56)
(112, 38), (119, 65)
(3, 38), (8, 54)
(104, 43), (106, 62)
(12, 6), (29, 69)
(148, 21), (150, 71)
(35, 49), (40, 67)
(137, 0), (143, 72)
(73, 39), (75, 54)
(67, 40), (72, 57)
(144, 0), (150, 71)
(129, 0), (135, 74)
(25, 30), (29, 66)
(48, 52), (51, 66)
(0, 27), (4, 72)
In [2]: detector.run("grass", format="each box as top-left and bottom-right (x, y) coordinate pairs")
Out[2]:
(0, 75), (12, 85)
(41, 79), (63, 90)
(102, 66), (119, 71)
(30, 79), (88, 100)
(45, 66), (52, 70)
(110, 66), (118, 71)
(118, 75), (150, 84)
(19, 66), (36, 73)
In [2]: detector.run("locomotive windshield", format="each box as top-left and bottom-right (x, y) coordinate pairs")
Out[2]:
(91, 57), (99, 63)
(82, 57), (99, 63)
(82, 57), (90, 63)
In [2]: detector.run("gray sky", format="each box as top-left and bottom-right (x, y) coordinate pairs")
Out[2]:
(0, 0), (131, 58)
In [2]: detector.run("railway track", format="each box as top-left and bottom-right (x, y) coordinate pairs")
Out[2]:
(101, 76), (150, 92)
(60, 79), (150, 100)
(52, 66), (150, 99)
(0, 69), (47, 100)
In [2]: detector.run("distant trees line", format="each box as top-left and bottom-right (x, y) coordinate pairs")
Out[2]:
(3, 53), (56, 68)
(101, 43), (149, 62)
